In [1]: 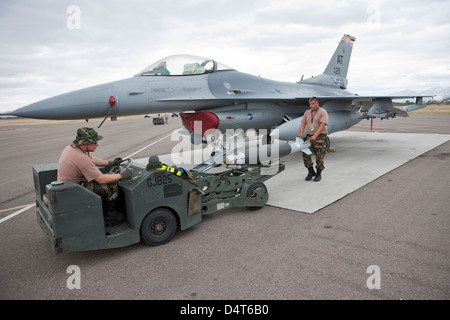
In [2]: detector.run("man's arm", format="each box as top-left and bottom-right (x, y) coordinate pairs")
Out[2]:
(92, 156), (109, 166)
(94, 173), (123, 184)
(298, 123), (306, 138)
(91, 156), (131, 184)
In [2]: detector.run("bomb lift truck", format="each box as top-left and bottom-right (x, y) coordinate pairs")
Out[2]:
(33, 156), (284, 253)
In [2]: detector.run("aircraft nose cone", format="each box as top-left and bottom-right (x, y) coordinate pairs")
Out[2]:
(11, 83), (117, 120)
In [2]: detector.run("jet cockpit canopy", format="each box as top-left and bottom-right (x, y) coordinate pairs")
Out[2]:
(137, 54), (234, 76)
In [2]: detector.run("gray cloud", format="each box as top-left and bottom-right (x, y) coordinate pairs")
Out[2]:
(0, 0), (449, 112)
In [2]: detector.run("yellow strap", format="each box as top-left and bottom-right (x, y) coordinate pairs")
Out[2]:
(157, 165), (182, 176)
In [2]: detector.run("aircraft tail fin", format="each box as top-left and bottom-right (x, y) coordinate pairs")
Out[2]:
(323, 34), (355, 79)
(301, 34), (355, 89)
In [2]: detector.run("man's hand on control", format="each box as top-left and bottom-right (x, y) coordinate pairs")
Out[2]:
(120, 169), (133, 180)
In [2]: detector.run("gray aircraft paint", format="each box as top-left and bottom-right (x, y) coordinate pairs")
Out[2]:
(7, 34), (429, 142)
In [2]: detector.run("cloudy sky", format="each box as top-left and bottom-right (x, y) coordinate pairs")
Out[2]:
(0, 0), (449, 113)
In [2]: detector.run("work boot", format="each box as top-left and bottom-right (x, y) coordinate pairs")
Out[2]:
(103, 200), (126, 223)
(305, 167), (316, 181)
(314, 169), (322, 182)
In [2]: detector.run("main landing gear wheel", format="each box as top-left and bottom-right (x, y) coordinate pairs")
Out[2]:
(140, 208), (177, 246)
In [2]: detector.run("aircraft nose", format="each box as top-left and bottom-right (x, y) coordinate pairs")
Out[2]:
(10, 83), (117, 120)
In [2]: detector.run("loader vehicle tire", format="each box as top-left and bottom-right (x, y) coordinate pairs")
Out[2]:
(140, 208), (177, 246)
(245, 181), (268, 211)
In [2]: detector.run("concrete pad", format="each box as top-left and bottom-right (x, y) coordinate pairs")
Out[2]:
(266, 131), (450, 213)
(134, 131), (450, 214)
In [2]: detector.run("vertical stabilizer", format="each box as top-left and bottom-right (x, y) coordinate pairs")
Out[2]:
(323, 34), (355, 79)
(301, 34), (355, 88)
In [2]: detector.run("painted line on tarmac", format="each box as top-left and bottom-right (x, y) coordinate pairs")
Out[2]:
(125, 132), (173, 158)
(0, 204), (35, 224)
(0, 203), (35, 213)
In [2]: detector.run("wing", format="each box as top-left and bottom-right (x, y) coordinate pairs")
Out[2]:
(158, 91), (431, 119)
(295, 95), (432, 119)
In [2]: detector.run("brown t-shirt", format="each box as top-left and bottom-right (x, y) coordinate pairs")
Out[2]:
(301, 107), (328, 135)
(57, 145), (102, 183)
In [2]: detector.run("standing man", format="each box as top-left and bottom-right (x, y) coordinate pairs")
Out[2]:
(298, 97), (329, 181)
(57, 127), (132, 222)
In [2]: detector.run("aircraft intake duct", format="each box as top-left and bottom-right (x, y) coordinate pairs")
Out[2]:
(180, 112), (219, 135)
(180, 105), (286, 138)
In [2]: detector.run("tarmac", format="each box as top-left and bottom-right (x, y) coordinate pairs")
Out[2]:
(0, 114), (449, 301)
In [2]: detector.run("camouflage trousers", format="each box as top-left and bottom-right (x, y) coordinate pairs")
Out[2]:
(302, 134), (327, 171)
(82, 179), (119, 202)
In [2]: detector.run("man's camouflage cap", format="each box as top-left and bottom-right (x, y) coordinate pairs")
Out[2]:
(73, 127), (103, 145)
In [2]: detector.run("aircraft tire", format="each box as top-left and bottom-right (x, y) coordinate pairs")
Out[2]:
(140, 208), (177, 246)
(245, 181), (268, 211)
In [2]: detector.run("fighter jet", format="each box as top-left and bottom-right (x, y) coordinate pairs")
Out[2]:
(7, 34), (430, 143)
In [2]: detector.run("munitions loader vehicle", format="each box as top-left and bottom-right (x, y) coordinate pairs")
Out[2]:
(152, 115), (165, 125)
(33, 157), (284, 253)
